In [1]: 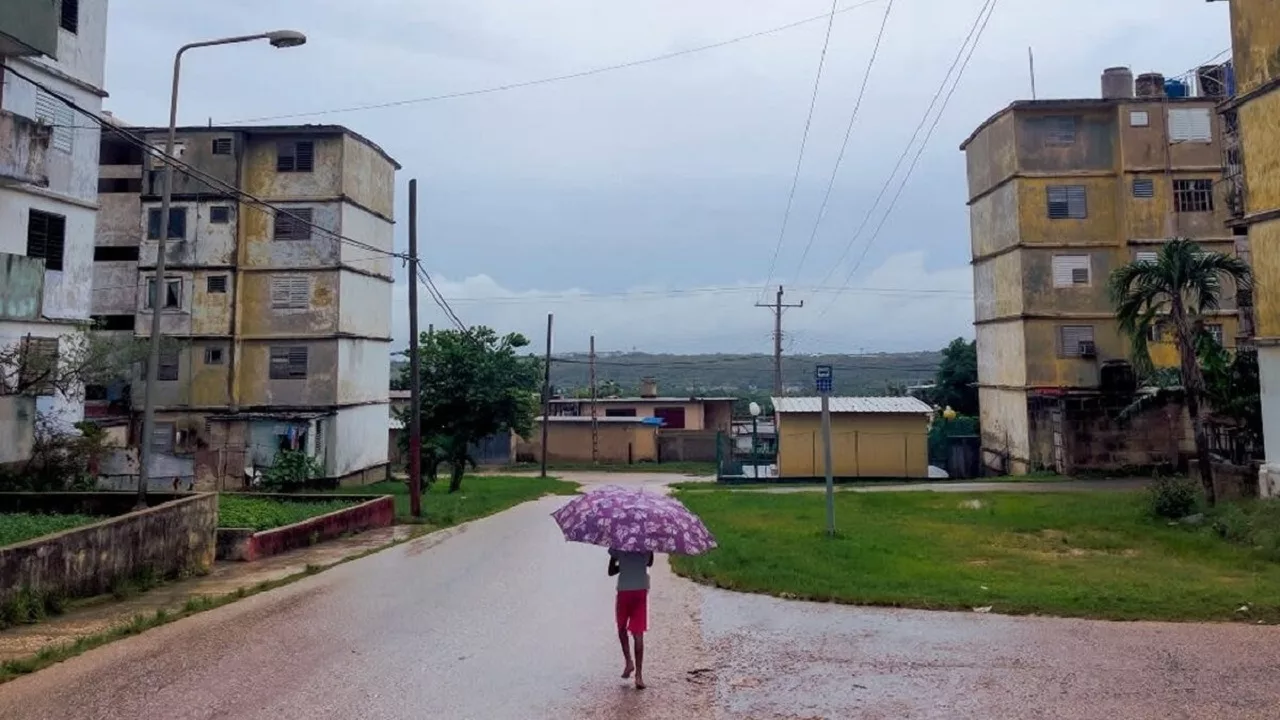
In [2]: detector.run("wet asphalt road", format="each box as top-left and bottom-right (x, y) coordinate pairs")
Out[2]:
(3, 475), (1280, 719)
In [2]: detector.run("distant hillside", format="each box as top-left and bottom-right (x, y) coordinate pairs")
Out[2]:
(393, 351), (943, 397)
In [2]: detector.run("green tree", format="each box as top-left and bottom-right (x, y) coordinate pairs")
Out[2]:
(930, 338), (978, 416)
(1109, 238), (1252, 505)
(396, 327), (541, 493)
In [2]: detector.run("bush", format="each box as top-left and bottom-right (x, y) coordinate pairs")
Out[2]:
(1210, 500), (1280, 562)
(1147, 476), (1200, 519)
(259, 449), (322, 492)
(1211, 502), (1252, 543)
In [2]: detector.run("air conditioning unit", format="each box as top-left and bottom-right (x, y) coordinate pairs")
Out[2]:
(1078, 341), (1098, 359)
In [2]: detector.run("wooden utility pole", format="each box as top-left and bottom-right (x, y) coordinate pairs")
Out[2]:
(589, 335), (598, 465)
(407, 179), (423, 518)
(540, 314), (553, 478)
(756, 285), (804, 395)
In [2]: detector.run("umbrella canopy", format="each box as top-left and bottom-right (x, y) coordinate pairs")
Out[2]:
(551, 486), (717, 556)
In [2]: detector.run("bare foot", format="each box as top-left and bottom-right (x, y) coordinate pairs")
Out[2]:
(622, 663), (634, 679)
(635, 675), (646, 690)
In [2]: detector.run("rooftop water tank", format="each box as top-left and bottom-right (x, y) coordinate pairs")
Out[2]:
(1164, 78), (1189, 98)
(1135, 72), (1166, 98)
(1101, 67), (1134, 99)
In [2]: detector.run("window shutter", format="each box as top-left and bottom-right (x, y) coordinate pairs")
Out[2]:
(270, 275), (311, 309)
(1130, 110), (1149, 127)
(210, 206), (231, 224)
(295, 141), (315, 172)
(1132, 179), (1155, 198)
(1169, 108), (1212, 142)
(1052, 255), (1090, 287)
(207, 275), (228, 293)
(1136, 251), (1158, 264)
(1059, 326), (1095, 357)
(211, 138), (233, 155)
(34, 90), (73, 153)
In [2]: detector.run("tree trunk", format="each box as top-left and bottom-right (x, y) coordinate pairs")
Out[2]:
(448, 459), (464, 494)
(1172, 299), (1216, 505)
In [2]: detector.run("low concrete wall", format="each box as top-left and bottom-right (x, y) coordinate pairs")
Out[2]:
(657, 430), (720, 463)
(0, 493), (217, 606)
(1189, 460), (1261, 501)
(215, 494), (395, 562)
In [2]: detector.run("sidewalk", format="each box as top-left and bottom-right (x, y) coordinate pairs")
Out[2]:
(0, 525), (413, 663)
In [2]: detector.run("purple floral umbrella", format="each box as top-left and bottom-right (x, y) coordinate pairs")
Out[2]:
(551, 486), (717, 556)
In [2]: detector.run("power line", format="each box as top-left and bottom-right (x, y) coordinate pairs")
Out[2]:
(222, 1), (886, 125)
(788, 0), (896, 286)
(812, 0), (998, 312)
(414, 261), (467, 331)
(757, 0), (842, 302)
(821, 0), (999, 317)
(1, 63), (405, 262)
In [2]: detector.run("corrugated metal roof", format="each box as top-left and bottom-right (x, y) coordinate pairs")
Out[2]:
(771, 396), (934, 414)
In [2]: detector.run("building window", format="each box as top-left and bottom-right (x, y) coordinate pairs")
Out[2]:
(26, 210), (67, 271)
(93, 246), (139, 262)
(1044, 116), (1077, 146)
(272, 209), (313, 241)
(19, 337), (59, 395)
(206, 275), (228, 293)
(93, 314), (134, 331)
(1130, 110), (1150, 127)
(654, 407), (686, 429)
(1132, 178), (1155, 198)
(147, 207), (187, 239)
(1046, 185), (1087, 219)
(211, 138), (233, 155)
(1206, 323), (1224, 346)
(269, 346), (309, 379)
(1148, 322), (1165, 342)
(1136, 250), (1158, 264)
(151, 422), (175, 454)
(204, 347), (225, 365)
(98, 177), (142, 194)
(157, 350), (180, 381)
(276, 141), (315, 172)
(146, 277), (182, 309)
(605, 408), (637, 418)
(1052, 255), (1091, 287)
(1059, 325), (1096, 358)
(100, 137), (144, 165)
(60, 0), (79, 33)
(1169, 108), (1213, 143)
(270, 275), (311, 309)
(1173, 179), (1214, 213)
(33, 89), (74, 153)
(209, 206), (231, 224)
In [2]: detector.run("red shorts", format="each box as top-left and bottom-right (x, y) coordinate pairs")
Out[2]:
(615, 589), (649, 634)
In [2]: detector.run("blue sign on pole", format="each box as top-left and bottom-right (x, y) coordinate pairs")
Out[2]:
(815, 364), (833, 395)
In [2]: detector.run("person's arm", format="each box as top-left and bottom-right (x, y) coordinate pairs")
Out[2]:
(608, 553), (620, 576)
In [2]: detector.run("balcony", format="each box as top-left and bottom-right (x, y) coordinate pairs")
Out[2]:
(0, 110), (51, 187)
(0, 0), (58, 58)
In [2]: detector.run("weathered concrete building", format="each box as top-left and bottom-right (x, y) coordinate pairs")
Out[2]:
(961, 68), (1234, 475)
(0, 0), (108, 463)
(1219, 0), (1280, 495)
(110, 125), (399, 488)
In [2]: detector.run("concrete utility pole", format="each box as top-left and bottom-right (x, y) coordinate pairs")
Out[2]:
(589, 335), (598, 465)
(540, 314), (553, 478)
(406, 179), (422, 518)
(815, 364), (835, 536)
(136, 30), (306, 508)
(756, 285), (803, 396)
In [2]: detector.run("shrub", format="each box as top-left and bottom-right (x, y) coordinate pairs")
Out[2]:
(1147, 476), (1200, 519)
(260, 449), (322, 492)
(1211, 502), (1252, 543)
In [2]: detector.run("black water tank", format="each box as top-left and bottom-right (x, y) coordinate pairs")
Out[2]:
(1100, 360), (1137, 394)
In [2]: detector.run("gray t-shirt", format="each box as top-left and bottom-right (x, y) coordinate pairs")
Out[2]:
(610, 549), (651, 591)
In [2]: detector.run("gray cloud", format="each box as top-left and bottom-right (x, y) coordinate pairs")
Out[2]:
(101, 0), (1232, 353)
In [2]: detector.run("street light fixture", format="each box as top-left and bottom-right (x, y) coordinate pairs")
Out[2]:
(748, 402), (762, 479)
(135, 31), (307, 508)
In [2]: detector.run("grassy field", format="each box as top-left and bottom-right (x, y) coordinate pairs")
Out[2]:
(493, 461), (715, 476)
(671, 489), (1280, 622)
(217, 496), (359, 531)
(0, 514), (103, 547)
(329, 475), (579, 527)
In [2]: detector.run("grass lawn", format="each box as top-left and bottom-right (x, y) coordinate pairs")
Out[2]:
(671, 489), (1280, 622)
(0, 514), (103, 547)
(492, 461), (716, 476)
(328, 475), (579, 527)
(217, 496), (359, 531)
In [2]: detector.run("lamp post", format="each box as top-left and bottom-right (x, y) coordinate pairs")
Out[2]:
(748, 401), (761, 479)
(136, 31), (307, 508)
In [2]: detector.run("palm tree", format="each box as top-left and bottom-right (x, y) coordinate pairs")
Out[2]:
(1109, 238), (1252, 505)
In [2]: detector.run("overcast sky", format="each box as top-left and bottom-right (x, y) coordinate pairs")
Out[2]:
(101, 0), (1231, 354)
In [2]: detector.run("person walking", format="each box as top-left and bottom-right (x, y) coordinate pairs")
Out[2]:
(609, 549), (654, 690)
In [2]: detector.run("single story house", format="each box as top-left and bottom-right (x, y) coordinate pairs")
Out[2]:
(773, 396), (933, 479)
(517, 416), (660, 465)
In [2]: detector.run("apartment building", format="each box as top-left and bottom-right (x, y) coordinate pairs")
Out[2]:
(1218, 0), (1280, 495)
(0, 0), (107, 464)
(107, 124), (399, 488)
(961, 67), (1235, 475)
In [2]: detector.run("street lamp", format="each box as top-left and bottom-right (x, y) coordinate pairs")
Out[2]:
(748, 402), (762, 479)
(136, 31), (307, 507)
